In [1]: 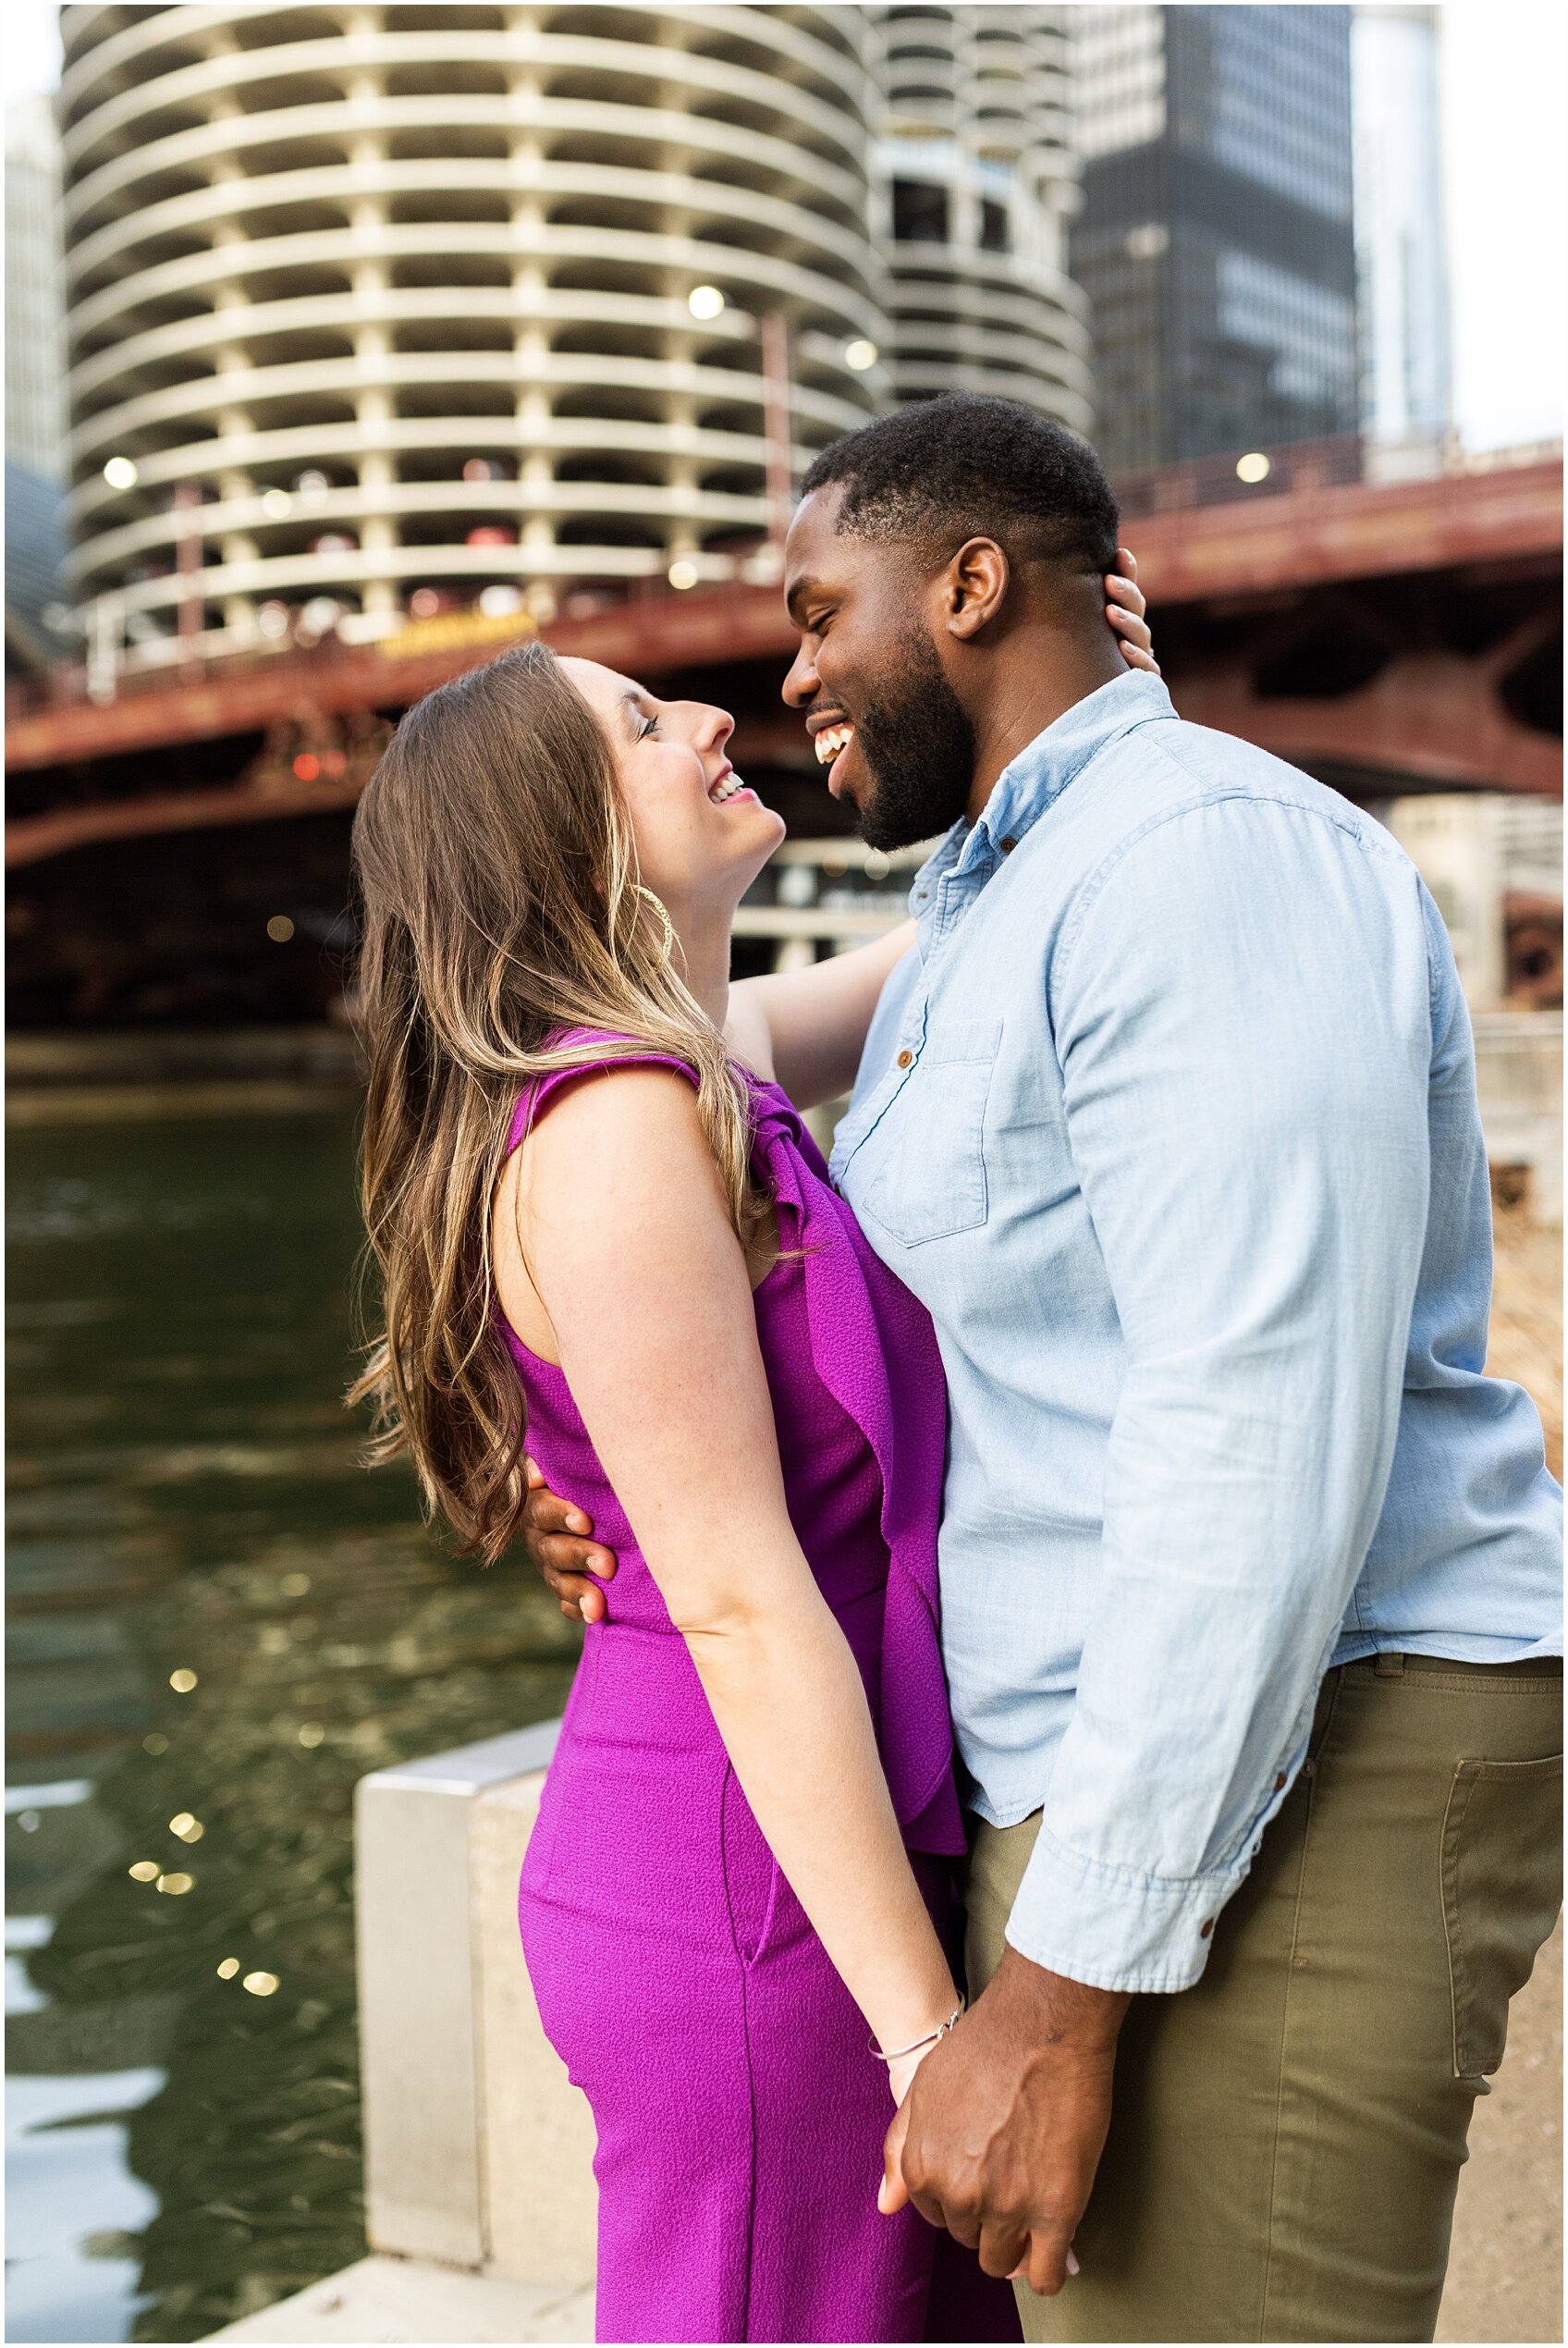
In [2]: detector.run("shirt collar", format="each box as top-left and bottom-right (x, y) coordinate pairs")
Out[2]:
(906, 668), (1176, 916)
(967, 668), (1176, 869)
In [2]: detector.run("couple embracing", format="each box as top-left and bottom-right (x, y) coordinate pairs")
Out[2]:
(350, 398), (1562, 2346)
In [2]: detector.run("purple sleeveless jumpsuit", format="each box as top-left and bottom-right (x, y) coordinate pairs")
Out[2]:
(507, 1037), (1016, 2344)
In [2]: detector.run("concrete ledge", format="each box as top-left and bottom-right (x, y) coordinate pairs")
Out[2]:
(207, 2254), (593, 2343)
(354, 1720), (597, 2287)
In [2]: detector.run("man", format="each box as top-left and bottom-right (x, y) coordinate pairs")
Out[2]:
(524, 397), (1562, 2342)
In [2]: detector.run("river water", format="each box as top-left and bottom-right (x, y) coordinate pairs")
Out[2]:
(6, 1110), (579, 2342)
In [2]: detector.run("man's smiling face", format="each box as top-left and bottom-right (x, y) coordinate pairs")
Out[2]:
(781, 486), (977, 854)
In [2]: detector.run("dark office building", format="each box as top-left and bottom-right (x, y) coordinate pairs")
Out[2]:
(1071, 6), (1359, 473)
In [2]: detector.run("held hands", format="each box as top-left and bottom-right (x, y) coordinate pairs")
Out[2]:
(880, 1946), (1129, 2298)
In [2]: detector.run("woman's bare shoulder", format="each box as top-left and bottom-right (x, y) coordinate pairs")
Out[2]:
(519, 1059), (708, 1174)
(496, 1065), (728, 1358)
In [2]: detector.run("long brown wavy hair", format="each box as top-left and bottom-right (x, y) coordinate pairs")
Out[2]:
(349, 640), (771, 1561)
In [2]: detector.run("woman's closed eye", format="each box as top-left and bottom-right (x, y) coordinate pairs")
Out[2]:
(638, 712), (659, 741)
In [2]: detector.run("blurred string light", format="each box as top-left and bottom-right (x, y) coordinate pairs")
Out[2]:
(687, 284), (725, 320)
(844, 338), (878, 372)
(1235, 451), (1271, 483)
(143, 1733), (168, 1755)
(261, 489), (293, 518)
(169, 1668), (198, 1693)
(298, 1722), (325, 1748)
(103, 456), (138, 488)
(280, 1571), (311, 1597)
(169, 1813), (203, 1843)
(243, 1971), (280, 1998)
(267, 916), (296, 944)
(156, 1872), (194, 1896)
(668, 559), (700, 590)
(217, 1959), (240, 1980)
(129, 1860), (159, 1883)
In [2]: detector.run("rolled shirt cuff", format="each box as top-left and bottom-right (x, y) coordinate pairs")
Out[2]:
(1003, 1821), (1252, 1996)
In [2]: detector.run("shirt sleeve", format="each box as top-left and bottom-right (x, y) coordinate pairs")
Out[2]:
(1005, 793), (1435, 1994)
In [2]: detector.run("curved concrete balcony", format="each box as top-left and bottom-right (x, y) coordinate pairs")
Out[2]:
(67, 409), (791, 528)
(892, 327), (1091, 420)
(893, 375), (1092, 436)
(67, 174), (878, 352)
(887, 237), (1089, 309)
(57, 5), (888, 663)
(889, 281), (1092, 355)
(63, 37), (869, 191)
(66, 470), (788, 596)
(67, 166), (875, 319)
(63, 388), (851, 540)
(66, 97), (870, 255)
(67, 275), (881, 416)
(59, 5), (871, 134)
(70, 346), (874, 466)
(76, 509), (777, 623)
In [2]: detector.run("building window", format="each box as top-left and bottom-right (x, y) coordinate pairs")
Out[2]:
(979, 196), (1010, 252)
(892, 179), (949, 243)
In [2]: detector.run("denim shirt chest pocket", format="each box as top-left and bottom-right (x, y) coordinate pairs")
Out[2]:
(851, 1015), (1003, 1247)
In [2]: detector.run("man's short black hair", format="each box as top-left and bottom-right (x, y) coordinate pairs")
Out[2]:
(799, 394), (1120, 577)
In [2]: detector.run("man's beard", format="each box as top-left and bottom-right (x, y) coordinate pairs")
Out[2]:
(850, 630), (977, 853)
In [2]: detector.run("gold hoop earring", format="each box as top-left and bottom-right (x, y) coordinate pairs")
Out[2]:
(633, 884), (676, 964)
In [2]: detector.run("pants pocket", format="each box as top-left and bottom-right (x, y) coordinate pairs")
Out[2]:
(1440, 1749), (1563, 2078)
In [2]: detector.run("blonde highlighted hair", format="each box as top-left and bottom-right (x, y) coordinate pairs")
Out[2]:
(349, 640), (769, 1561)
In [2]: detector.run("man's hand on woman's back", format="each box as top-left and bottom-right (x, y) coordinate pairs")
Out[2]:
(521, 1456), (618, 1623)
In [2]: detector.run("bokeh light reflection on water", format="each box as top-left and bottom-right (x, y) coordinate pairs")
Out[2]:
(6, 1111), (578, 2343)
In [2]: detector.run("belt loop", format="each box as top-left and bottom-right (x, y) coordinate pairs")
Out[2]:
(1373, 1651), (1406, 1679)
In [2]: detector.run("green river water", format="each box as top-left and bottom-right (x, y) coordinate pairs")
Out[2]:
(6, 1109), (579, 2342)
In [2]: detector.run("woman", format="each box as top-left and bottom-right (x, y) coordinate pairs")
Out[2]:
(349, 570), (1155, 2344)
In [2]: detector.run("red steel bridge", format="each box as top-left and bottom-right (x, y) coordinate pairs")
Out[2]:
(6, 442), (1561, 1025)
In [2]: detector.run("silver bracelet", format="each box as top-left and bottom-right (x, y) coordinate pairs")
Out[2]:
(870, 2001), (964, 2065)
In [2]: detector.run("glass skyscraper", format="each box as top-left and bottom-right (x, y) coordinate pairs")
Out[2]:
(1071, 6), (1359, 473)
(1353, 4), (1451, 454)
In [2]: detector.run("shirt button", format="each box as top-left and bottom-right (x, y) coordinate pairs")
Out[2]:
(896, 1049), (913, 1068)
(1199, 1917), (1215, 1939)
(1000, 835), (1017, 853)
(1275, 1773), (1287, 1792)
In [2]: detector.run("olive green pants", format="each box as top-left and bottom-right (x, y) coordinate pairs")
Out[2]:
(964, 1655), (1562, 2343)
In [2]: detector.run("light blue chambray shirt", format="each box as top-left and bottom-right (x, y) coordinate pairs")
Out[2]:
(831, 670), (1562, 1997)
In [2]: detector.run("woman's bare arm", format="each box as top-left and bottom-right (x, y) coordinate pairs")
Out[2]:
(728, 919), (915, 1109)
(503, 1068), (958, 2070)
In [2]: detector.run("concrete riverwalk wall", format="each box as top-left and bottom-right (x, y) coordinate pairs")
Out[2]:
(214, 1720), (595, 2342)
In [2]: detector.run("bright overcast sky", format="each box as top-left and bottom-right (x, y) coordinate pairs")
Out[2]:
(6, 0), (1562, 451)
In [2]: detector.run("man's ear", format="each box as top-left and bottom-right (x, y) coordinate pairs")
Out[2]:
(942, 537), (1011, 641)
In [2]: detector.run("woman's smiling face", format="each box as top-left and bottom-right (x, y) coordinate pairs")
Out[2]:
(560, 657), (786, 915)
